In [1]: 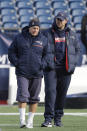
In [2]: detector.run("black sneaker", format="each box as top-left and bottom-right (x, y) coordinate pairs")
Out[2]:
(41, 121), (52, 127)
(54, 121), (63, 127)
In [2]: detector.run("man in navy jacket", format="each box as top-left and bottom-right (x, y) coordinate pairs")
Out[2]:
(41, 12), (81, 127)
(8, 18), (49, 128)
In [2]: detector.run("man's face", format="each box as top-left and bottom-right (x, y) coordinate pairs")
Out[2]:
(56, 18), (67, 30)
(29, 26), (40, 36)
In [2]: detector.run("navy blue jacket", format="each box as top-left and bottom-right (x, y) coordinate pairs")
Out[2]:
(42, 27), (81, 74)
(8, 26), (49, 78)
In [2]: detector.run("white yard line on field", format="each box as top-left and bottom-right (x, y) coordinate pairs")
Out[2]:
(0, 124), (40, 127)
(0, 124), (18, 127)
(0, 113), (87, 127)
(0, 113), (43, 115)
(65, 113), (87, 116)
(0, 112), (87, 116)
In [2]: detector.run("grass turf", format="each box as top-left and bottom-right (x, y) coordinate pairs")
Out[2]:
(0, 105), (87, 131)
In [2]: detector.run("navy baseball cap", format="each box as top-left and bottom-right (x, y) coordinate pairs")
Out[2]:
(56, 12), (68, 21)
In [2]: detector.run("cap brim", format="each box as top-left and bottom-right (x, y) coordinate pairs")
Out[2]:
(56, 16), (65, 21)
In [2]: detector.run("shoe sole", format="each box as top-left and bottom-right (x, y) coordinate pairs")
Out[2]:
(26, 126), (33, 128)
(54, 124), (63, 127)
(47, 125), (52, 127)
(26, 124), (33, 128)
(41, 125), (52, 127)
(20, 125), (26, 128)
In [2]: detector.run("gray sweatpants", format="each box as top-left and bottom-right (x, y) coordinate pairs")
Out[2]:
(16, 76), (42, 104)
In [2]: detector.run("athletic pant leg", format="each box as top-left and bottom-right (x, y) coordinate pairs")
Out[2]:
(16, 76), (29, 103)
(54, 74), (71, 118)
(29, 78), (42, 104)
(44, 70), (57, 122)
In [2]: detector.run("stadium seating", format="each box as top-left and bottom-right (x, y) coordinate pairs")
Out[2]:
(18, 9), (34, 17)
(69, 2), (85, 9)
(74, 23), (81, 31)
(53, 8), (68, 16)
(0, 0), (13, 1)
(38, 16), (53, 24)
(72, 16), (83, 25)
(71, 9), (86, 17)
(52, 1), (67, 10)
(20, 15), (33, 25)
(0, 1), (15, 9)
(33, 0), (49, 6)
(40, 23), (52, 29)
(51, 0), (65, 2)
(1, 8), (16, 16)
(68, 0), (83, 2)
(36, 9), (52, 17)
(33, 0), (48, 2)
(34, 1), (51, 9)
(20, 23), (29, 28)
(2, 15), (18, 24)
(17, 1), (33, 9)
(3, 23), (19, 29)
(0, 0), (87, 32)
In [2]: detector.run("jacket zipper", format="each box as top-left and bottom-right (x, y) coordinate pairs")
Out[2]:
(65, 32), (69, 71)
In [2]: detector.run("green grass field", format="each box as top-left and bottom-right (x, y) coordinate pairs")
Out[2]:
(0, 105), (87, 131)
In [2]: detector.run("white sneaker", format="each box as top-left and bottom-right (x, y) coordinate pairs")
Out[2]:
(26, 123), (33, 128)
(20, 120), (26, 128)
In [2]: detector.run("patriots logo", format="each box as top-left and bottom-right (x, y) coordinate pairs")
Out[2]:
(35, 41), (43, 45)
